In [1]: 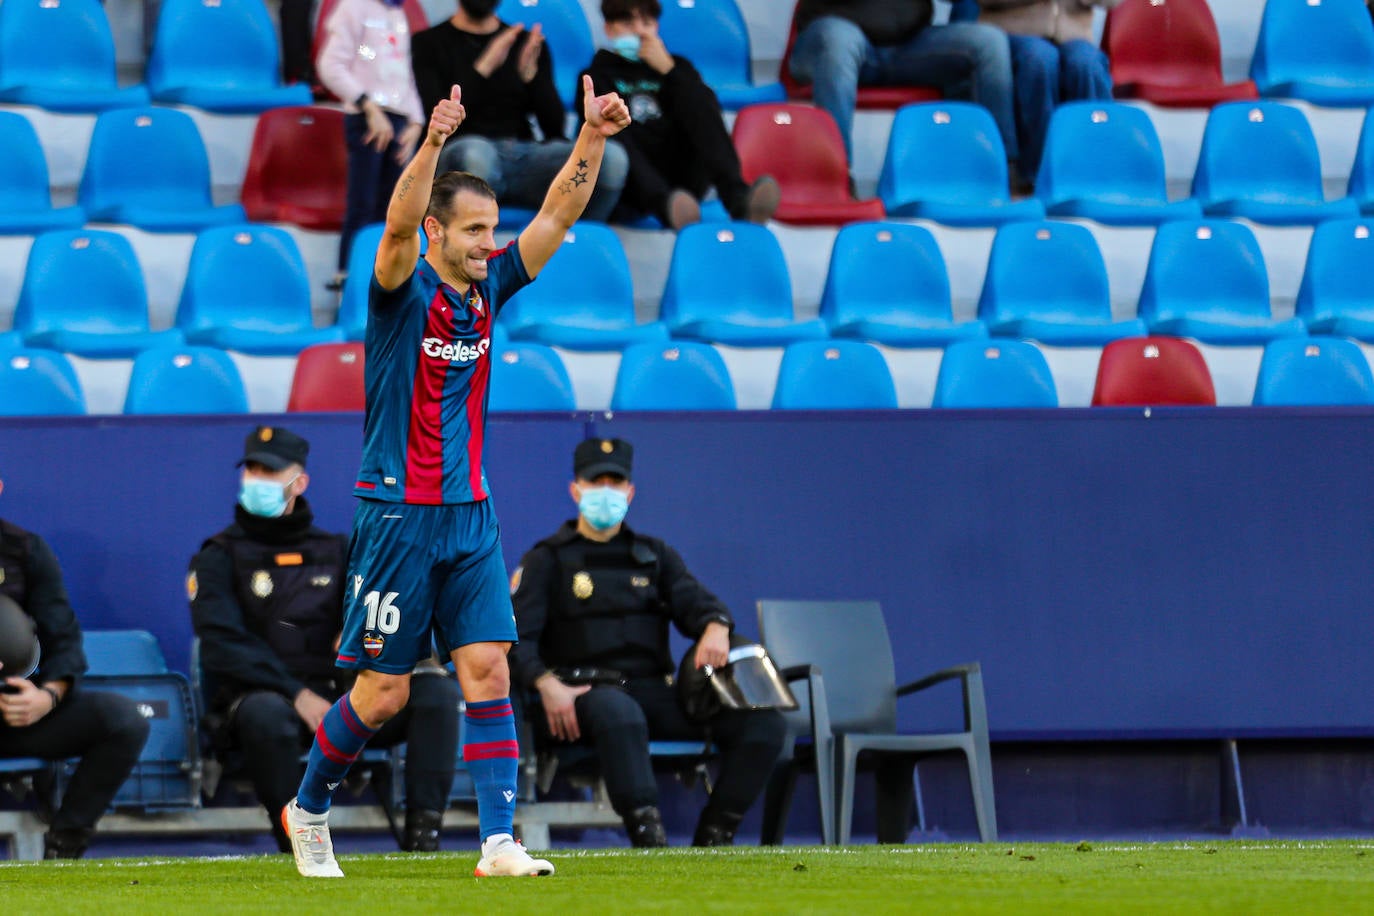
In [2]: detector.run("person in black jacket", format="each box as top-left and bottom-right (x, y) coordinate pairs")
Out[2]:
(0, 478), (150, 859)
(510, 437), (786, 847)
(188, 426), (462, 853)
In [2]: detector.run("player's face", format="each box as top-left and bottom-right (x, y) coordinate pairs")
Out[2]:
(433, 191), (499, 286)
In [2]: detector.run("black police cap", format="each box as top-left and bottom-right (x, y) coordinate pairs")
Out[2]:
(574, 437), (633, 481)
(237, 425), (310, 471)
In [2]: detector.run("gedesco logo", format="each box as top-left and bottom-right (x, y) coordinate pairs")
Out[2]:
(422, 337), (490, 364)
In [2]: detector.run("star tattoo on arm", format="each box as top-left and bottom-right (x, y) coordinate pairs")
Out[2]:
(558, 159), (593, 195)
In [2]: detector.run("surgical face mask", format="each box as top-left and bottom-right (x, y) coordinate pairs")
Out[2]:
(578, 485), (630, 530)
(239, 475), (298, 518)
(609, 33), (641, 62)
(460, 0), (499, 18)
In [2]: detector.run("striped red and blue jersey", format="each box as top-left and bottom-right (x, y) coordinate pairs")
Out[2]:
(353, 244), (530, 505)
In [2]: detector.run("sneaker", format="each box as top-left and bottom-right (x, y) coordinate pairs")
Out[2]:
(474, 833), (555, 877)
(281, 798), (344, 878)
(664, 189), (701, 231)
(741, 176), (780, 224)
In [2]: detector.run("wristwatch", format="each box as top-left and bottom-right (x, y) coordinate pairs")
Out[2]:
(354, 93), (369, 109)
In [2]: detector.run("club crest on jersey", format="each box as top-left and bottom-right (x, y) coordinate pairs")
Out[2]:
(363, 634), (385, 657)
(468, 290), (485, 314)
(422, 336), (490, 364)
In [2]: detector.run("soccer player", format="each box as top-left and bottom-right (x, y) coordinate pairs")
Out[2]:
(280, 76), (631, 879)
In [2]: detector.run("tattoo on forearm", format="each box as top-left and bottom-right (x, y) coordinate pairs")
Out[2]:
(558, 158), (592, 195)
(396, 174), (415, 201)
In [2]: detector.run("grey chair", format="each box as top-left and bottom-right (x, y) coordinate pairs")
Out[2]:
(757, 599), (997, 845)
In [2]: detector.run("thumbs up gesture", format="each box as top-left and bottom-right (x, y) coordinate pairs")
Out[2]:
(428, 85), (466, 147)
(582, 74), (631, 137)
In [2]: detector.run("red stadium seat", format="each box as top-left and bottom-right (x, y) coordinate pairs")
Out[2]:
(312, 0), (431, 101)
(732, 103), (886, 225)
(241, 106), (347, 231)
(1102, 0), (1258, 108)
(778, 5), (940, 108)
(287, 341), (365, 411)
(1091, 336), (1217, 406)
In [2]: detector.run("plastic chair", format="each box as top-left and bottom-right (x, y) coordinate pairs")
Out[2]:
(1296, 218), (1374, 341)
(1191, 101), (1360, 225)
(1137, 220), (1307, 344)
(1091, 336), (1217, 406)
(1252, 337), (1374, 406)
(878, 102), (1045, 226)
(657, 0), (784, 109)
(0, 0), (150, 112)
(79, 107), (247, 232)
(494, 0), (593, 109)
(145, 0), (313, 112)
(0, 332), (21, 351)
(1102, 0), (1258, 107)
(122, 346), (250, 414)
(0, 112), (87, 234)
(241, 107), (347, 231)
(488, 342), (577, 411)
(756, 599), (996, 846)
(1251, 0), (1374, 107)
(286, 342), (365, 411)
(977, 222), (1148, 345)
(311, 0), (429, 101)
(732, 104), (886, 225)
(779, 3), (940, 108)
(660, 223), (829, 345)
(1035, 102), (1203, 225)
(1347, 108), (1374, 215)
(176, 224), (346, 355)
(610, 341), (737, 410)
(932, 339), (1059, 407)
(0, 349), (86, 416)
(503, 224), (668, 350)
(771, 340), (898, 409)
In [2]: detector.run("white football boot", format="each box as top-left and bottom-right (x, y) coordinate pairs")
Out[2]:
(281, 798), (344, 878)
(474, 833), (555, 877)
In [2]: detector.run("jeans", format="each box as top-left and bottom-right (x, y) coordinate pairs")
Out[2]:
(790, 16), (1018, 165)
(438, 135), (628, 223)
(1009, 35), (1113, 180)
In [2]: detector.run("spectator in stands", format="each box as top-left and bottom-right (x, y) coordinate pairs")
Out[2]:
(0, 477), (150, 859)
(411, 0), (627, 222)
(577, 0), (780, 229)
(280, 0), (316, 89)
(317, 0), (427, 287)
(509, 438), (787, 847)
(188, 426), (461, 853)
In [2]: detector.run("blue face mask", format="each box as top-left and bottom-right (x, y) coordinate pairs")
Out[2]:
(578, 485), (630, 530)
(239, 475), (297, 518)
(609, 34), (641, 62)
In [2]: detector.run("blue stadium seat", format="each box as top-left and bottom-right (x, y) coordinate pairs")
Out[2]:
(877, 102), (1045, 226)
(488, 342), (577, 411)
(122, 345), (250, 414)
(177, 224), (345, 355)
(0, 112), (87, 234)
(1296, 218), (1374, 342)
(658, 0), (785, 109)
(1250, 0), (1374, 107)
(931, 339), (1058, 408)
(0, 348), (85, 416)
(83, 630), (171, 675)
(1137, 220), (1307, 344)
(79, 107), (247, 232)
(1348, 108), (1374, 215)
(1034, 102), (1203, 226)
(0, 0), (149, 112)
(495, 0), (593, 109)
(821, 222), (987, 346)
(145, 0), (312, 112)
(1191, 101), (1360, 225)
(610, 341), (737, 410)
(1252, 337), (1374, 406)
(335, 222), (429, 340)
(771, 340), (898, 409)
(14, 230), (184, 358)
(0, 332), (21, 351)
(977, 222), (1147, 345)
(660, 223), (828, 345)
(503, 224), (669, 350)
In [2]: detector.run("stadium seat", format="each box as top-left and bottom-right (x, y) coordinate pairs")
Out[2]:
(311, 0), (429, 101)
(495, 0), (593, 109)
(732, 104), (886, 225)
(335, 223), (429, 339)
(877, 102), (1045, 226)
(286, 341), (365, 411)
(13, 229), (184, 358)
(145, 0), (313, 112)
(1347, 108), (1374, 215)
(820, 222), (988, 346)
(610, 341), (736, 410)
(176, 224), (345, 355)
(1034, 102), (1203, 225)
(0, 112), (87, 234)
(0, 332), (21, 351)
(0, 348), (86, 416)
(1252, 337), (1374, 406)
(778, 4), (940, 108)
(79, 107), (247, 232)
(977, 222), (1147, 345)
(502, 224), (669, 350)
(771, 340), (898, 409)
(757, 599), (996, 846)
(1295, 218), (1374, 342)
(1191, 102), (1360, 225)
(241, 107), (347, 231)
(0, 0), (150, 112)
(658, 0), (785, 109)
(488, 342), (577, 411)
(1101, 0), (1258, 107)
(122, 346), (251, 414)
(1250, 0), (1374, 107)
(931, 339), (1059, 408)
(1091, 336), (1217, 406)
(660, 223), (829, 345)
(1137, 220), (1308, 344)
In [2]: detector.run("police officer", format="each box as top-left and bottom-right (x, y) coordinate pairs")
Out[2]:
(0, 476), (150, 859)
(188, 426), (462, 852)
(510, 437), (786, 847)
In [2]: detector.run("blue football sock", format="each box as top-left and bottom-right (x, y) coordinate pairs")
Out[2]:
(297, 693), (377, 815)
(463, 697), (519, 842)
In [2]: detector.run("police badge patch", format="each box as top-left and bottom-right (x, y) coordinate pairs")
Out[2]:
(251, 570), (273, 598)
(572, 571), (594, 599)
(185, 571), (197, 601)
(509, 566), (523, 595)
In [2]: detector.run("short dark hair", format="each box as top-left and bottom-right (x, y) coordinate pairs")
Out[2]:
(601, 0), (660, 23)
(426, 171), (497, 226)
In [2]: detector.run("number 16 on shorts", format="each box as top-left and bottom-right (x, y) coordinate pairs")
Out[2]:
(362, 590), (401, 658)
